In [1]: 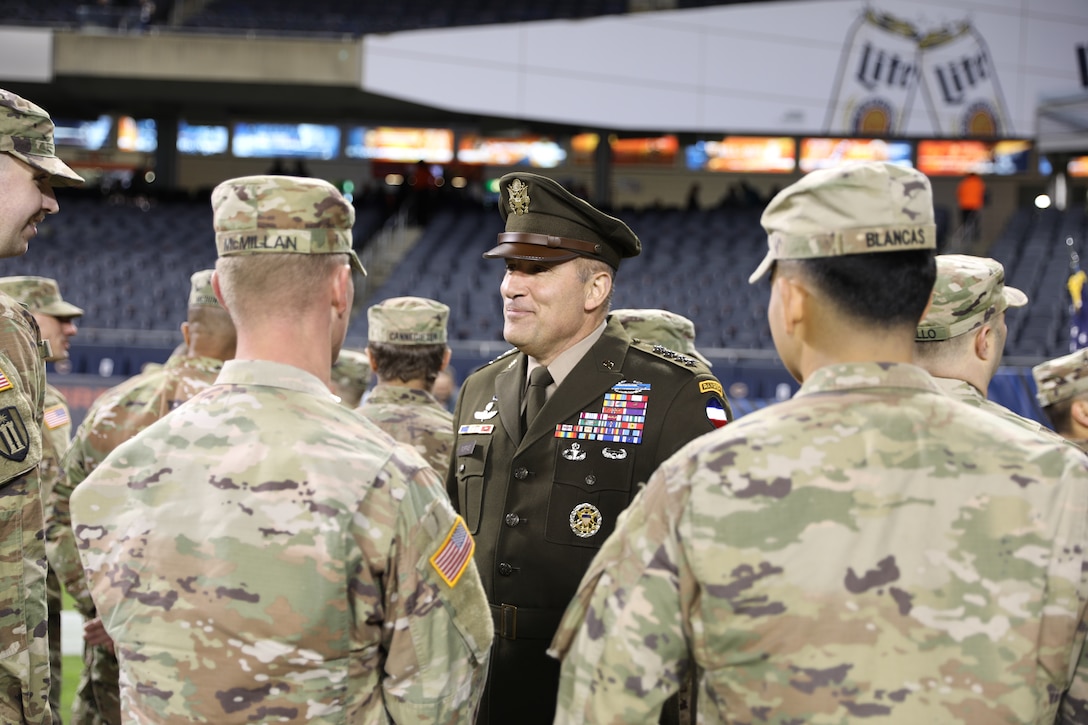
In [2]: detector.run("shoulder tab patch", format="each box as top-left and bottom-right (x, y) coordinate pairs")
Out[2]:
(699, 380), (724, 397)
(430, 516), (475, 587)
(0, 406), (30, 461)
(43, 405), (70, 430)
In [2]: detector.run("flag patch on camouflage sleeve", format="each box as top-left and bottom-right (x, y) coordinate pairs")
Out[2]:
(430, 517), (475, 587)
(0, 368), (11, 393)
(43, 405), (69, 430)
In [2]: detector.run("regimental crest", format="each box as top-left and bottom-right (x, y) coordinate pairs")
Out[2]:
(0, 406), (29, 462)
(508, 179), (530, 215)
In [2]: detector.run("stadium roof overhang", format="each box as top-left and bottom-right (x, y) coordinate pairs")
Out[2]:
(1037, 92), (1088, 155)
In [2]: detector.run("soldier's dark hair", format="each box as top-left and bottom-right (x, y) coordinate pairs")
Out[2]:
(786, 249), (937, 328)
(368, 341), (446, 386)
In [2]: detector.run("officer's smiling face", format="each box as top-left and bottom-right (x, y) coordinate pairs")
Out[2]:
(501, 257), (604, 365)
(0, 154), (58, 258)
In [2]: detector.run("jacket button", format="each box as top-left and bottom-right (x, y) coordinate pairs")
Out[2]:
(514, 467), (529, 480)
(585, 474), (596, 486)
(505, 513), (520, 527)
(498, 562), (513, 576)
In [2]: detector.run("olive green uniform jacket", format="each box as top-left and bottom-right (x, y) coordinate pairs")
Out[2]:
(446, 316), (730, 724)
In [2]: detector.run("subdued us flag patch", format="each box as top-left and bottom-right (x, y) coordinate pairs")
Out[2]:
(430, 516), (475, 587)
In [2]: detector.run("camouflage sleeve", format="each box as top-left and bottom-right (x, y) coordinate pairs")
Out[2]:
(1061, 626), (1088, 723)
(52, 423), (96, 616)
(551, 462), (693, 723)
(373, 455), (492, 723)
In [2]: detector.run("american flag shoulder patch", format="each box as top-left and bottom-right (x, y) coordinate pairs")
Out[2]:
(0, 367), (12, 393)
(43, 405), (70, 430)
(430, 516), (475, 587)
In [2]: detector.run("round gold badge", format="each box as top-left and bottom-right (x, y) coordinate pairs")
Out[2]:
(569, 503), (603, 538)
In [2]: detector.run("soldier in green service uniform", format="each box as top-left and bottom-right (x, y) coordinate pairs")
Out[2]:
(913, 254), (1067, 439)
(1034, 348), (1088, 453)
(551, 161), (1088, 723)
(0, 276), (83, 725)
(358, 296), (455, 474)
(59, 269), (235, 725)
(329, 348), (371, 408)
(446, 172), (731, 724)
(0, 88), (83, 725)
(72, 175), (491, 724)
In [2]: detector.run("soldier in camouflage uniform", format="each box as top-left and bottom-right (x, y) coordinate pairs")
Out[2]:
(612, 308), (712, 367)
(551, 161), (1088, 723)
(358, 296), (455, 474)
(913, 254), (1066, 439)
(59, 269), (235, 725)
(0, 276), (83, 725)
(329, 347), (371, 408)
(71, 175), (492, 724)
(0, 88), (83, 725)
(1034, 348), (1088, 453)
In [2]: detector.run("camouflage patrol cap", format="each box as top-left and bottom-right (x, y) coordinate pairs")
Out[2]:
(612, 308), (712, 367)
(211, 175), (365, 275)
(484, 172), (640, 269)
(0, 275), (83, 318)
(368, 296), (449, 346)
(1032, 348), (1088, 408)
(331, 348), (372, 394)
(0, 89), (83, 186)
(750, 161), (936, 283)
(916, 254), (1026, 341)
(188, 269), (221, 308)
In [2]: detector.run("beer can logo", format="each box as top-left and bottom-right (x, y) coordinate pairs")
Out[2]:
(919, 22), (1012, 136)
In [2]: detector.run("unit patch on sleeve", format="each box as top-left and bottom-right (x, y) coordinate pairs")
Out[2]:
(430, 516), (475, 587)
(706, 397), (729, 429)
(0, 406), (30, 462)
(43, 405), (70, 430)
(0, 367), (12, 393)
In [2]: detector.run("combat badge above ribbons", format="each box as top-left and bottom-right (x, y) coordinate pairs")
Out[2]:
(569, 503), (602, 538)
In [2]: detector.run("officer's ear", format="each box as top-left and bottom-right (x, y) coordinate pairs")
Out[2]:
(583, 266), (612, 313)
(973, 324), (995, 363)
(330, 263), (352, 318)
(180, 321), (191, 348)
(773, 269), (807, 335)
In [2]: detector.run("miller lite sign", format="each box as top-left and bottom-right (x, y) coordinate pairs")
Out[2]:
(918, 22), (1013, 136)
(825, 10), (922, 136)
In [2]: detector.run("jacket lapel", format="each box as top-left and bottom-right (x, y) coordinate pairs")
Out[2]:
(494, 353), (525, 445)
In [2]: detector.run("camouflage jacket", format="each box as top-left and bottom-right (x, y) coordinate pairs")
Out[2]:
(551, 362), (1088, 724)
(40, 384), (72, 587)
(70, 360), (492, 724)
(932, 375), (1070, 445)
(55, 354), (223, 615)
(0, 292), (50, 724)
(357, 384), (455, 475)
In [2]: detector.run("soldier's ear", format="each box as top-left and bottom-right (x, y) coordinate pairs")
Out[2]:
(1072, 398), (1088, 430)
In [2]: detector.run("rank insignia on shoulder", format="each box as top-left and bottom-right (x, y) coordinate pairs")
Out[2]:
(0, 368), (12, 393)
(706, 398), (729, 429)
(0, 406), (29, 462)
(699, 380), (724, 397)
(430, 516), (474, 587)
(43, 405), (70, 430)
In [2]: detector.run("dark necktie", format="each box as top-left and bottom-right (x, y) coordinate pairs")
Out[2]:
(523, 366), (553, 429)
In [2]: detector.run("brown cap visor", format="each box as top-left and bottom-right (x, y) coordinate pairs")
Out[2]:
(482, 231), (620, 267)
